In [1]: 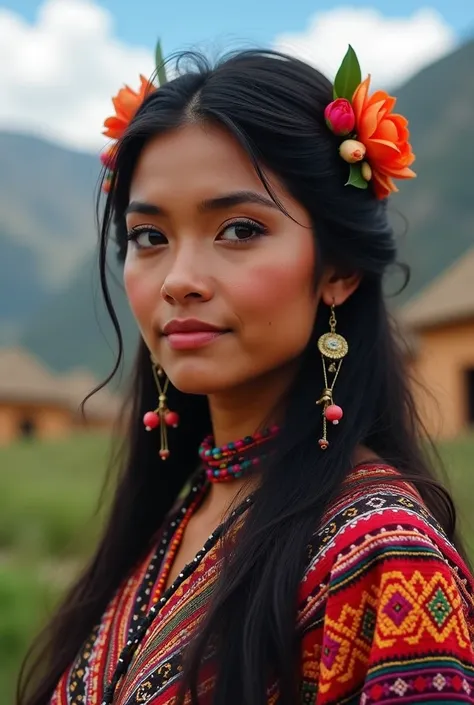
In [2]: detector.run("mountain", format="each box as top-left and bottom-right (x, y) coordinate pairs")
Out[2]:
(393, 38), (474, 300)
(0, 130), (140, 381)
(0, 230), (44, 343)
(2, 38), (474, 378)
(20, 247), (139, 382)
(0, 132), (98, 337)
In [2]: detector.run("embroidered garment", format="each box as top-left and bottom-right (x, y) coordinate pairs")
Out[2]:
(51, 465), (474, 704)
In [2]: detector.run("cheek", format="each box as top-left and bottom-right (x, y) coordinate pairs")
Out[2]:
(232, 244), (317, 335)
(123, 257), (160, 331)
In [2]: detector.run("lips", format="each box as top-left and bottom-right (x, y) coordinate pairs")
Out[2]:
(162, 319), (229, 351)
(162, 319), (225, 336)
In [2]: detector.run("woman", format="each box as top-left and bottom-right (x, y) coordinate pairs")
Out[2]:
(19, 47), (474, 705)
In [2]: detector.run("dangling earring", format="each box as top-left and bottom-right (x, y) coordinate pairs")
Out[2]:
(316, 303), (348, 449)
(143, 356), (179, 460)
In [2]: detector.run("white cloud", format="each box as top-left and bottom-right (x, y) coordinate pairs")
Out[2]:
(0, 0), (154, 152)
(274, 7), (456, 89)
(0, 2), (457, 152)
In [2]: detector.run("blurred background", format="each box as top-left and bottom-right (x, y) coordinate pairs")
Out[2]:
(0, 0), (473, 698)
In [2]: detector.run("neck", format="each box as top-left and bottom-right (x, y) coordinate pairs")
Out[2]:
(202, 362), (298, 511)
(207, 362), (298, 447)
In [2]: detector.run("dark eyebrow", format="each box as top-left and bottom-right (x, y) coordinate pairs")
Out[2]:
(125, 201), (161, 216)
(125, 190), (280, 217)
(198, 190), (280, 212)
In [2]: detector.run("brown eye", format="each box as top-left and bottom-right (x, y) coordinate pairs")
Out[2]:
(218, 219), (267, 243)
(127, 227), (167, 249)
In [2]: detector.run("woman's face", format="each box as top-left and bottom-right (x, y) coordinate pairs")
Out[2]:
(123, 123), (318, 396)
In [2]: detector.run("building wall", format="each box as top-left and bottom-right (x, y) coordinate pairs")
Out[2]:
(0, 401), (114, 445)
(0, 401), (74, 444)
(408, 319), (474, 439)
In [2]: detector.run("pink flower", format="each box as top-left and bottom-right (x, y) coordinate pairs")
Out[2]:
(100, 145), (117, 170)
(324, 99), (356, 136)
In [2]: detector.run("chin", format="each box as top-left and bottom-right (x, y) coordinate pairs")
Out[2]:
(166, 359), (236, 396)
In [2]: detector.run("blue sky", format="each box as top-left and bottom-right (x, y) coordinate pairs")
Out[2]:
(5, 0), (473, 55)
(0, 0), (472, 151)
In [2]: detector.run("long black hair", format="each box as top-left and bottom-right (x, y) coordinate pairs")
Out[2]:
(18, 49), (464, 705)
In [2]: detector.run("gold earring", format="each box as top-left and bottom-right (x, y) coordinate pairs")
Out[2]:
(143, 356), (179, 460)
(316, 304), (348, 449)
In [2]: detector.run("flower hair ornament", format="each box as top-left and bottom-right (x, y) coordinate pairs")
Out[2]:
(100, 43), (415, 199)
(100, 41), (168, 193)
(324, 45), (416, 199)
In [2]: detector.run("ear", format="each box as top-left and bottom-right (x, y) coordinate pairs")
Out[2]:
(320, 269), (362, 307)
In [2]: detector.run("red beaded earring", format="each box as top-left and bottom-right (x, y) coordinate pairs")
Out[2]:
(143, 356), (179, 460)
(316, 303), (348, 449)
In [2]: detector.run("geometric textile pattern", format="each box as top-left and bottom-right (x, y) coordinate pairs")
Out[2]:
(49, 464), (474, 705)
(302, 527), (474, 704)
(376, 569), (470, 648)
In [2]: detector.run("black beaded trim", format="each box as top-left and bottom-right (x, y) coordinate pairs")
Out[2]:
(101, 490), (254, 704)
(68, 625), (99, 704)
(68, 474), (210, 705)
(127, 474), (208, 634)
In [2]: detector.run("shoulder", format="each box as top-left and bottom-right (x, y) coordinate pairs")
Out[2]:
(299, 464), (474, 621)
(305, 464), (451, 568)
(298, 465), (474, 703)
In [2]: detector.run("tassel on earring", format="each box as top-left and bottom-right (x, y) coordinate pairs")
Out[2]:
(143, 357), (179, 460)
(316, 303), (348, 449)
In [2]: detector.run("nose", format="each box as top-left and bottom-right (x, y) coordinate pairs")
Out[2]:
(160, 248), (213, 305)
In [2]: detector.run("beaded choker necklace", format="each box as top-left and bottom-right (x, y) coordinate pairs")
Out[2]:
(199, 425), (279, 483)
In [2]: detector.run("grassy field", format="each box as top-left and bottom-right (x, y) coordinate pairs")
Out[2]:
(1, 431), (474, 699)
(0, 433), (112, 700)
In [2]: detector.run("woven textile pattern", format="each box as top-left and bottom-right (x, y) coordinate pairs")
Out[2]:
(50, 465), (474, 704)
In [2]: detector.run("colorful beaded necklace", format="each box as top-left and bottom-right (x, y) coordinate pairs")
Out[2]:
(101, 428), (278, 703)
(199, 425), (280, 483)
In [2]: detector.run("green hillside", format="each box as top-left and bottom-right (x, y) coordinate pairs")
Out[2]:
(0, 132), (98, 339)
(1, 38), (472, 377)
(0, 231), (44, 343)
(21, 249), (139, 380)
(0, 133), (98, 264)
(394, 38), (474, 300)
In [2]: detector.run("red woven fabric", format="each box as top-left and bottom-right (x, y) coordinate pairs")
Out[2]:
(51, 465), (474, 704)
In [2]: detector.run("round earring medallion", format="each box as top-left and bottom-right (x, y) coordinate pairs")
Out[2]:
(317, 333), (349, 360)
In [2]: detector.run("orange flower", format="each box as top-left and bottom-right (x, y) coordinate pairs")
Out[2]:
(102, 173), (112, 193)
(352, 76), (416, 199)
(103, 75), (156, 140)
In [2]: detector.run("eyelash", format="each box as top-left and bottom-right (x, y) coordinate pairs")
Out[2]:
(126, 225), (166, 249)
(218, 218), (268, 244)
(126, 218), (268, 250)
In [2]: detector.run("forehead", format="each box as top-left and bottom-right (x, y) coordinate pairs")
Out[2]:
(129, 123), (270, 201)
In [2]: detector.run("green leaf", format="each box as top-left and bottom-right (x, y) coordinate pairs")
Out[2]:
(345, 163), (368, 190)
(155, 40), (168, 86)
(333, 45), (362, 101)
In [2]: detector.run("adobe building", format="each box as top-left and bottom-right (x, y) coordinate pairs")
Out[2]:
(400, 249), (474, 440)
(0, 347), (122, 445)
